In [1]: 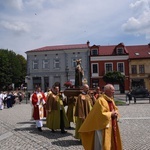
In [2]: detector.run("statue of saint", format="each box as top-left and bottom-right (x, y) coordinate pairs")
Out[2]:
(75, 59), (84, 88)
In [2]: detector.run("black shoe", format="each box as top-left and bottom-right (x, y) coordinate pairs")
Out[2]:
(68, 126), (74, 129)
(61, 130), (67, 134)
(38, 127), (42, 132)
(51, 129), (55, 133)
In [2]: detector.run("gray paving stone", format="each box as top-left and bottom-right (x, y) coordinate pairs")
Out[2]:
(0, 97), (150, 149)
(0, 131), (13, 141)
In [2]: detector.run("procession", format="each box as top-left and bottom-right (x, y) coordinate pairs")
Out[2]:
(28, 59), (122, 150)
(1, 1), (150, 149)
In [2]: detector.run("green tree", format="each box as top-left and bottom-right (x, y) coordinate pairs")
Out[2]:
(16, 54), (27, 86)
(103, 71), (125, 85)
(0, 49), (27, 90)
(0, 50), (12, 89)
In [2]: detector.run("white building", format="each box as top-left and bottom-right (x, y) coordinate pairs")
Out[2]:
(25, 42), (90, 92)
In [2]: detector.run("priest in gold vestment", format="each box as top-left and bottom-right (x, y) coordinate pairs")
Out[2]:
(79, 84), (122, 150)
(46, 86), (69, 133)
(74, 84), (94, 139)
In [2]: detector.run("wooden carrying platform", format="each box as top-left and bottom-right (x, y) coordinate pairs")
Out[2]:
(64, 88), (82, 97)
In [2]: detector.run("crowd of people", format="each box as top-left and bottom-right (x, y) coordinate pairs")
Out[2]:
(0, 90), (24, 110)
(30, 83), (122, 150)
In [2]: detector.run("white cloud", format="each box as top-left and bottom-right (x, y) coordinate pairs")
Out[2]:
(0, 0), (23, 11)
(0, 20), (30, 33)
(122, 0), (150, 39)
(130, 0), (150, 11)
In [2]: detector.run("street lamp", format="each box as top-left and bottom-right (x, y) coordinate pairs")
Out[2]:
(65, 66), (69, 81)
(25, 76), (30, 104)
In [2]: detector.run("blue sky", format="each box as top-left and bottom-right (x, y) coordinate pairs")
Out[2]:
(0, 0), (150, 57)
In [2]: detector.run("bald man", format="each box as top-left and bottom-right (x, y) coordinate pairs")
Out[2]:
(79, 84), (122, 150)
(74, 84), (94, 139)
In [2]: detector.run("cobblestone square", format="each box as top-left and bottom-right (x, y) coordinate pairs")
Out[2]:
(0, 96), (150, 150)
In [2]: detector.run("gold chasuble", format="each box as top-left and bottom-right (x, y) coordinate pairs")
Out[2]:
(78, 94), (122, 150)
(74, 93), (93, 139)
(46, 92), (69, 130)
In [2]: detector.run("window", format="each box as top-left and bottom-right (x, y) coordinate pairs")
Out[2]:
(117, 62), (124, 73)
(139, 65), (145, 74)
(42, 59), (49, 69)
(54, 59), (60, 69)
(72, 58), (76, 67)
(116, 48), (124, 55)
(32, 60), (38, 69)
(91, 49), (98, 55)
(92, 64), (98, 73)
(33, 77), (41, 88)
(105, 63), (113, 73)
(131, 65), (137, 74)
(91, 63), (99, 77)
(92, 79), (99, 88)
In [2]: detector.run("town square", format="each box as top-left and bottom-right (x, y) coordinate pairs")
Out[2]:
(0, 1), (150, 150)
(0, 95), (150, 150)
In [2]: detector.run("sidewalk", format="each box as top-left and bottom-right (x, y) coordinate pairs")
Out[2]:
(0, 100), (150, 149)
(114, 93), (126, 101)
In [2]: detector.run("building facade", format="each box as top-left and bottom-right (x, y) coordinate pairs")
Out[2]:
(89, 43), (150, 93)
(89, 43), (130, 93)
(127, 44), (150, 91)
(26, 42), (150, 93)
(25, 42), (90, 92)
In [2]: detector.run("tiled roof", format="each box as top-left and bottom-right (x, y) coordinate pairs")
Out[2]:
(126, 45), (150, 59)
(26, 44), (89, 53)
(96, 44), (150, 59)
(98, 45), (116, 55)
(26, 42), (150, 59)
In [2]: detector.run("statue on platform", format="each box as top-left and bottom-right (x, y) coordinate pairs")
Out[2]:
(75, 59), (84, 88)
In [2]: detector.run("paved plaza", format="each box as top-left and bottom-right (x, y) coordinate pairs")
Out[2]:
(0, 95), (150, 150)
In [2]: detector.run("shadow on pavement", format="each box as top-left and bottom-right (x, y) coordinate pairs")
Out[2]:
(52, 139), (81, 147)
(16, 121), (35, 125)
(14, 126), (74, 140)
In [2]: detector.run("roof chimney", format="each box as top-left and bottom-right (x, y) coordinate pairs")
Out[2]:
(87, 41), (90, 47)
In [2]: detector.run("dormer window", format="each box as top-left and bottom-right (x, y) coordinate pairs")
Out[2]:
(116, 47), (124, 55)
(91, 49), (98, 56)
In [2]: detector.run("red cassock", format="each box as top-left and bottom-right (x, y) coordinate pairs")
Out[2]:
(32, 92), (46, 120)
